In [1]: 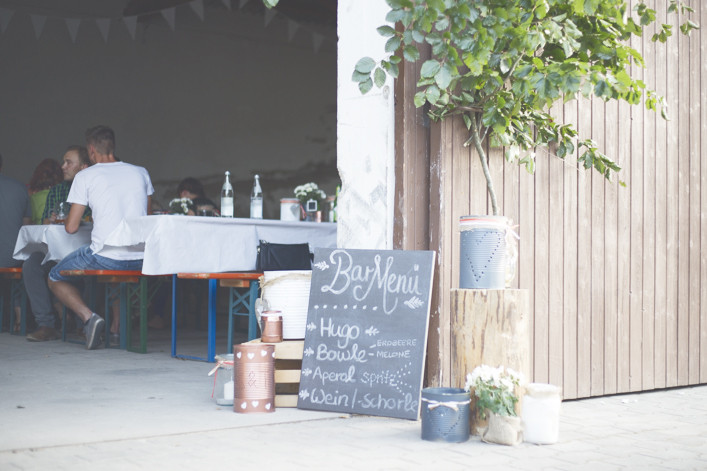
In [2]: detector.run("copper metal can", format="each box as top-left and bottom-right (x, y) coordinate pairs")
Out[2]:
(261, 310), (283, 343)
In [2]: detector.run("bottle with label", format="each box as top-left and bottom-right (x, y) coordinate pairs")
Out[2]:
(250, 174), (263, 219)
(221, 171), (234, 218)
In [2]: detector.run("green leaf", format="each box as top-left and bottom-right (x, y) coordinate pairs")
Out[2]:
(434, 64), (453, 89)
(535, 0), (549, 19)
(262, 0), (279, 8)
(404, 45), (421, 62)
(420, 60), (441, 79)
(386, 9), (405, 24)
(354, 57), (376, 74)
(377, 25), (396, 37)
(358, 78), (373, 94)
(414, 91), (427, 108)
(426, 85), (441, 105)
(385, 36), (402, 53)
(373, 67), (387, 88)
(352, 69), (370, 83)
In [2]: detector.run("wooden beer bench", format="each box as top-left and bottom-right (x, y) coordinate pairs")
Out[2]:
(173, 272), (262, 363)
(0, 267), (27, 335)
(59, 269), (169, 352)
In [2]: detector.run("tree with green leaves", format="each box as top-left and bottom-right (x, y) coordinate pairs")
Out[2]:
(349, 0), (698, 215)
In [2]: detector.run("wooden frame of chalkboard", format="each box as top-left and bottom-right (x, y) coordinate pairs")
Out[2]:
(297, 248), (436, 420)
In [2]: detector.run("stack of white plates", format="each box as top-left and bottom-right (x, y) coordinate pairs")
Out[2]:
(261, 270), (312, 339)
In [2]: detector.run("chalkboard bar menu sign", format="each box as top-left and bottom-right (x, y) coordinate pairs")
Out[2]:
(297, 248), (436, 420)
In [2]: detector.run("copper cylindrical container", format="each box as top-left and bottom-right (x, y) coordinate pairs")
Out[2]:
(261, 311), (283, 343)
(233, 343), (275, 413)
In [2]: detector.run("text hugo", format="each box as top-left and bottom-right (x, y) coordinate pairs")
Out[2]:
(320, 250), (422, 315)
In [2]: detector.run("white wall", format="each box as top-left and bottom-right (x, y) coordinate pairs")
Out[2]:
(336, 0), (395, 250)
(0, 2), (338, 219)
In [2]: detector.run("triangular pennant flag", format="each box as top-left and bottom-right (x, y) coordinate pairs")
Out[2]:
(189, 0), (204, 21)
(161, 7), (176, 31)
(287, 20), (299, 41)
(96, 18), (111, 42)
(30, 14), (46, 40)
(264, 8), (276, 27)
(123, 16), (137, 39)
(221, 0), (232, 10)
(65, 18), (80, 43)
(0, 7), (14, 34)
(239, 0), (250, 9)
(312, 32), (323, 53)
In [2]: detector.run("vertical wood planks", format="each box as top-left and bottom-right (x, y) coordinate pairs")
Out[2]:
(603, 97), (619, 395)
(642, 8), (657, 391)
(563, 96), (579, 399)
(653, 0), (669, 390)
(665, 0), (680, 388)
(395, 0), (706, 398)
(576, 95), (593, 398)
(548, 102), (565, 389)
(591, 95), (606, 396)
(700, 0), (707, 384)
(687, 0), (702, 385)
(677, 0), (691, 386)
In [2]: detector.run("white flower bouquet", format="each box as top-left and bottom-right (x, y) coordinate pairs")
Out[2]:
(294, 182), (326, 211)
(168, 197), (194, 215)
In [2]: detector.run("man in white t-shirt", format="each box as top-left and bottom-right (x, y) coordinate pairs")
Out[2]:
(48, 125), (154, 350)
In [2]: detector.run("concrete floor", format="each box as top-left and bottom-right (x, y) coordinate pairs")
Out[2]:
(1, 331), (706, 470)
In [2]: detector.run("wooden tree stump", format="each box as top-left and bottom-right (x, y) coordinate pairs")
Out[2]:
(450, 289), (530, 434)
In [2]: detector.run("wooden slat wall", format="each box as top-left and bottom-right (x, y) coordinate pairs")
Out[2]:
(397, 0), (706, 399)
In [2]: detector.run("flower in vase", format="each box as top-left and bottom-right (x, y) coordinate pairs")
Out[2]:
(294, 182), (326, 211)
(465, 364), (524, 419)
(168, 197), (195, 215)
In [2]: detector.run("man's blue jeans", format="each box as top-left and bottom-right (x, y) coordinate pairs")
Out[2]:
(49, 246), (143, 283)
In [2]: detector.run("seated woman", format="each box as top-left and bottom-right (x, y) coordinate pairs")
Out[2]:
(27, 159), (63, 225)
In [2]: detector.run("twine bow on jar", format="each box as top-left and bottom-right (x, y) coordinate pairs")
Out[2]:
(421, 397), (471, 412)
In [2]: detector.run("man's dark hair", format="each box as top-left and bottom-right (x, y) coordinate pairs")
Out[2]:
(85, 125), (115, 155)
(177, 177), (205, 198)
(66, 145), (91, 167)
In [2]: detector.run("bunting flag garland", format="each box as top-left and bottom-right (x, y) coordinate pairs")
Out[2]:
(161, 7), (176, 31)
(0, 7), (13, 34)
(30, 14), (46, 40)
(189, 0), (205, 21)
(96, 18), (111, 42)
(65, 18), (80, 43)
(0, 1), (332, 53)
(312, 32), (323, 54)
(287, 19), (299, 41)
(124, 16), (138, 40)
(263, 8), (276, 27)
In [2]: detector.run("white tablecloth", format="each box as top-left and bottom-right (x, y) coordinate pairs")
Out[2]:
(13, 224), (93, 264)
(100, 215), (337, 275)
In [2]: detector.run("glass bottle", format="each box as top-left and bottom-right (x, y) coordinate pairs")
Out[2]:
(221, 171), (234, 218)
(250, 174), (263, 219)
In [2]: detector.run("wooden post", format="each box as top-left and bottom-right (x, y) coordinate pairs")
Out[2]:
(450, 288), (530, 433)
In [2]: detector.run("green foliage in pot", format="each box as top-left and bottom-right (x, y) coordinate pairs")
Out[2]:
(347, 0), (698, 215)
(465, 364), (524, 419)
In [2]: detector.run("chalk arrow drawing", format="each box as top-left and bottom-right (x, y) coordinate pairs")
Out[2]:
(302, 368), (312, 377)
(313, 261), (329, 270)
(365, 326), (379, 336)
(404, 296), (424, 309)
(299, 389), (310, 400)
(306, 322), (316, 331)
(304, 347), (314, 356)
